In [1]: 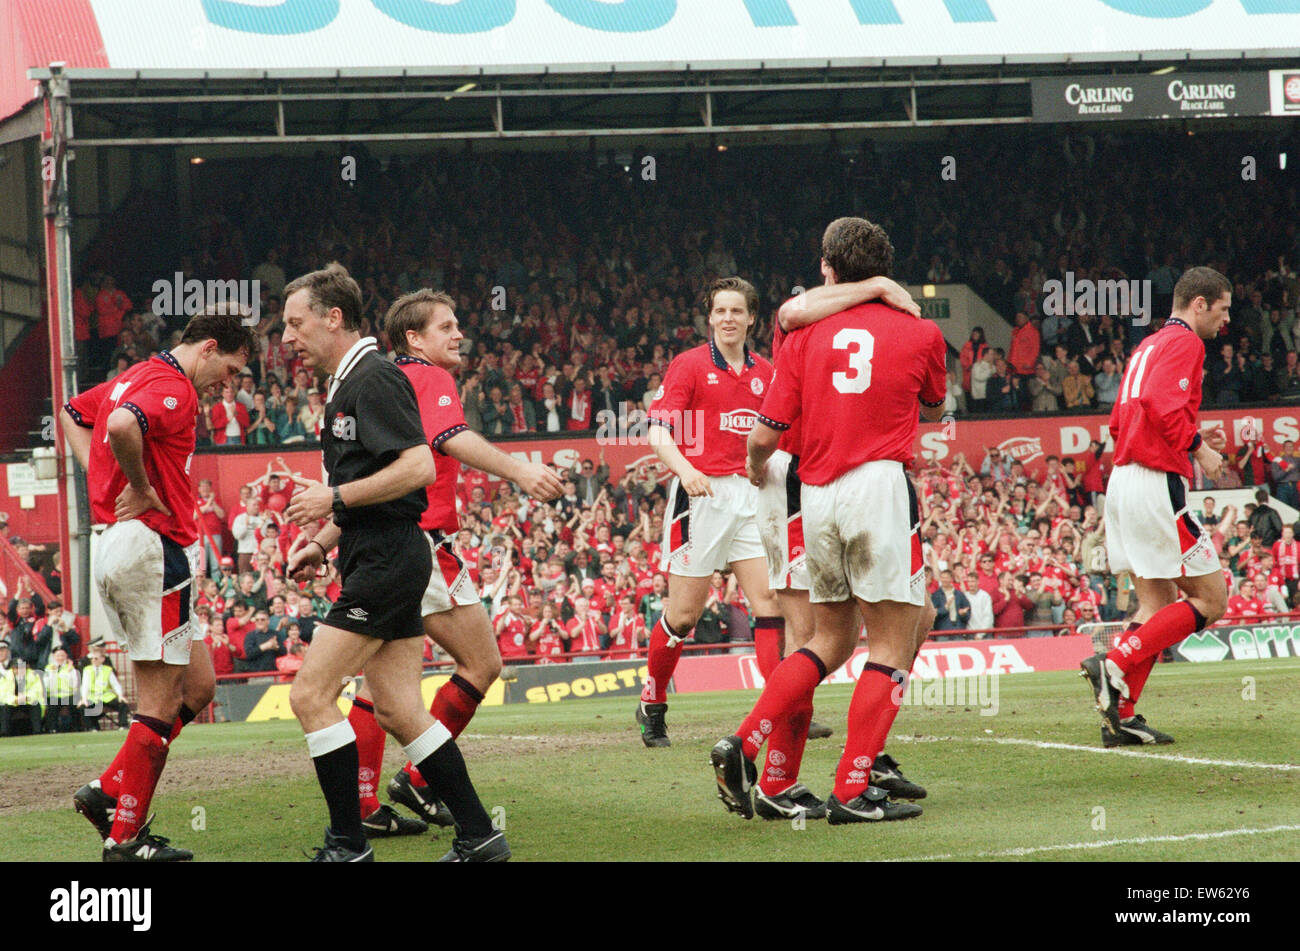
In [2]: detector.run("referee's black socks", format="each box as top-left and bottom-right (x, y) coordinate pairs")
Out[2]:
(405, 722), (495, 839)
(305, 720), (365, 849)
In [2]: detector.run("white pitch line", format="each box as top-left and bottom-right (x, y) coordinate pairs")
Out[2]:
(891, 734), (1300, 771)
(885, 823), (1300, 862)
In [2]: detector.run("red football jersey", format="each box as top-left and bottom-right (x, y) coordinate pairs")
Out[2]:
(567, 615), (602, 653)
(758, 304), (946, 486)
(648, 339), (774, 478)
(770, 319), (803, 456)
(531, 623), (566, 663)
(1249, 566), (1282, 591)
(1271, 540), (1299, 578)
(1227, 595), (1265, 618)
(64, 352), (199, 546)
(1109, 319), (1204, 479)
(397, 356), (468, 534)
(494, 611), (529, 659)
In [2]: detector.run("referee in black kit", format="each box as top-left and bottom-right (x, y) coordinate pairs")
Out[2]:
(282, 263), (505, 862)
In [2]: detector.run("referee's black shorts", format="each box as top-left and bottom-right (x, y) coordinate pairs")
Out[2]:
(325, 520), (431, 641)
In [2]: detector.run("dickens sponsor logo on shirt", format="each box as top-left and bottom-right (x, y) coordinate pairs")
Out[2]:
(331, 414), (357, 440)
(718, 409), (760, 435)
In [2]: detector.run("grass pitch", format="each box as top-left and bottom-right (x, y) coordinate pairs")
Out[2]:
(2, 658), (1297, 862)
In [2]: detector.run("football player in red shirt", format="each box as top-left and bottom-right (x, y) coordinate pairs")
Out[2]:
(61, 308), (253, 860)
(1084, 267), (1232, 748)
(737, 269), (930, 816)
(302, 290), (564, 849)
(634, 277), (782, 747)
(713, 217), (946, 824)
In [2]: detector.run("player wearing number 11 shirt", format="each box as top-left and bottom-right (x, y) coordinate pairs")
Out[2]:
(1081, 267), (1232, 747)
(711, 217), (947, 825)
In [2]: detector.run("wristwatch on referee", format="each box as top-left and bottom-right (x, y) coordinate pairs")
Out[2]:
(332, 485), (346, 515)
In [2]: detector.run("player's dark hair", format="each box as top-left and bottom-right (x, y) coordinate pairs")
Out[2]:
(1173, 266), (1231, 311)
(385, 289), (457, 356)
(704, 276), (759, 316)
(821, 216), (894, 282)
(179, 305), (257, 355)
(284, 261), (363, 331)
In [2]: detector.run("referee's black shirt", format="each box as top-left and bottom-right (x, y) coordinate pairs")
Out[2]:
(322, 339), (428, 529)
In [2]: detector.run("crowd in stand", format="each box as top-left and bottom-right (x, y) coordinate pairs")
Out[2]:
(26, 128), (1300, 710)
(0, 571), (134, 735)
(914, 451), (1300, 641)
(178, 425), (1300, 694)
(70, 129), (1297, 442)
(191, 453), (756, 680)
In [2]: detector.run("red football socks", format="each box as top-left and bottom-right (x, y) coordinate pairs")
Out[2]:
(1113, 622), (1152, 719)
(406, 675), (485, 788)
(1118, 654), (1157, 719)
(759, 699), (813, 796)
(1107, 602), (1205, 675)
(737, 649), (826, 761)
(833, 664), (904, 803)
(753, 616), (785, 681)
(430, 674), (483, 740)
(348, 697), (386, 817)
(107, 719), (170, 844)
(101, 704), (197, 798)
(641, 617), (689, 704)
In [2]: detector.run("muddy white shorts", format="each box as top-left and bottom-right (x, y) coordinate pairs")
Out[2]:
(1105, 463), (1218, 580)
(93, 520), (200, 665)
(800, 459), (925, 605)
(660, 473), (765, 577)
(421, 531), (482, 616)
(757, 450), (809, 592)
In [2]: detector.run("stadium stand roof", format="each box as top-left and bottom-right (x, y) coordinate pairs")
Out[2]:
(4, 0), (1300, 144)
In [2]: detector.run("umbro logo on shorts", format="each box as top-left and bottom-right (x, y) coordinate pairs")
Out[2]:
(332, 414), (357, 440)
(347, 607), (368, 621)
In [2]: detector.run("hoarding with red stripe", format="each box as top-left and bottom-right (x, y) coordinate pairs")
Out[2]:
(672, 634), (1097, 694)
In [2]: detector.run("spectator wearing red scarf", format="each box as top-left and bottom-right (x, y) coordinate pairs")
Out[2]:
(566, 374), (593, 430)
(506, 383), (536, 433)
(566, 596), (605, 657)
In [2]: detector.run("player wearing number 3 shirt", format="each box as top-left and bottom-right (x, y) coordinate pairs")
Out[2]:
(1082, 266), (1232, 748)
(711, 217), (947, 825)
